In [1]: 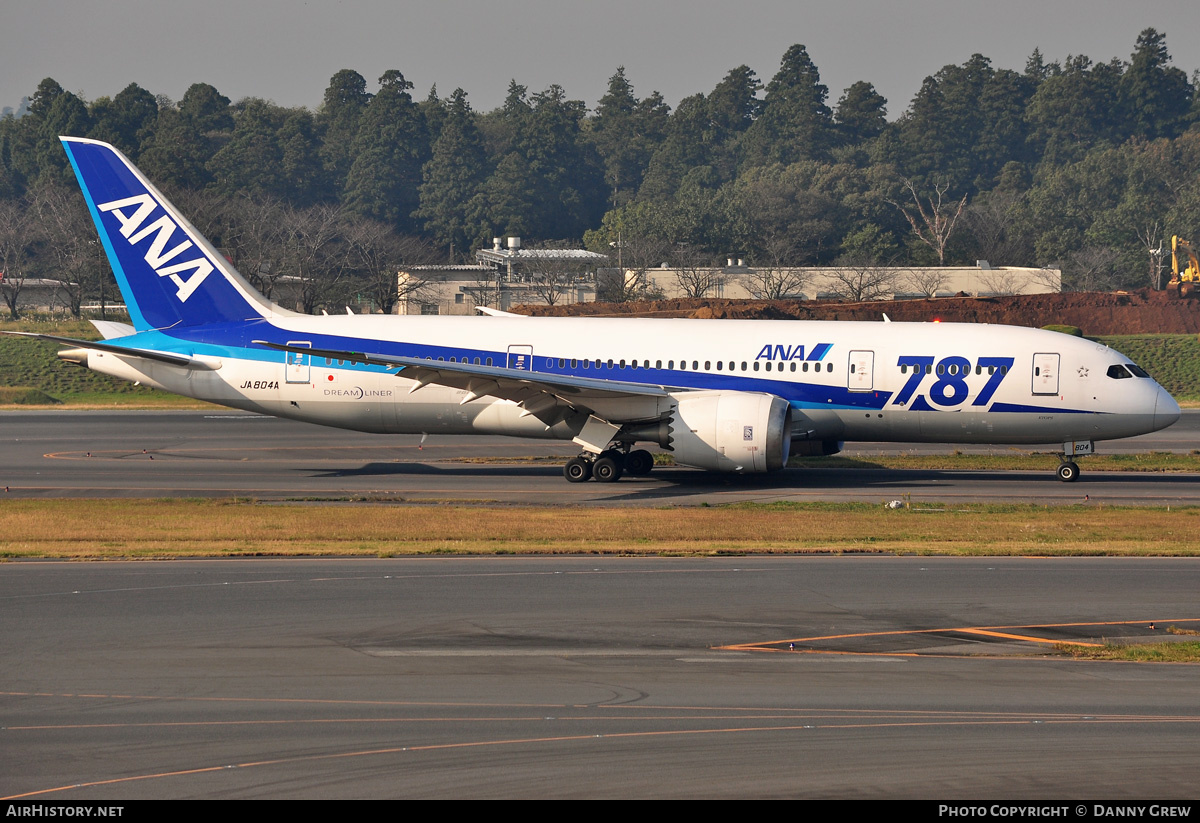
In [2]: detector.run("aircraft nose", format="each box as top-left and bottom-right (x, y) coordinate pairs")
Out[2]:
(1154, 384), (1181, 431)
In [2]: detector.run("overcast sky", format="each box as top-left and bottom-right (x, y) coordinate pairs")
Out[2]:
(3, 0), (1198, 119)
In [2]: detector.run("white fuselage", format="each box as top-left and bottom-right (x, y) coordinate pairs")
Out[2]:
(80, 314), (1179, 449)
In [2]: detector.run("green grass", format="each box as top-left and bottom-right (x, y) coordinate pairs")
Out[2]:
(0, 316), (209, 406)
(1098, 334), (1200, 403)
(1053, 640), (1200, 662)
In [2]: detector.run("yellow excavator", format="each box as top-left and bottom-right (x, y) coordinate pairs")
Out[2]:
(1168, 235), (1200, 297)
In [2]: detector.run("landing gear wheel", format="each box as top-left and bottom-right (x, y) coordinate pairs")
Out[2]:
(593, 456), (624, 482)
(564, 456), (592, 483)
(624, 449), (654, 476)
(1056, 461), (1080, 482)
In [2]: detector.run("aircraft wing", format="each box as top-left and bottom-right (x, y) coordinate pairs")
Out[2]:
(1, 332), (221, 370)
(253, 339), (674, 424)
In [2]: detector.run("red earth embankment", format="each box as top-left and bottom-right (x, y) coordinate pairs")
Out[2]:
(521, 289), (1200, 336)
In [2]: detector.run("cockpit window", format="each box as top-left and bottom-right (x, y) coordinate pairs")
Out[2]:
(1126, 363), (1150, 378)
(1107, 365), (1132, 379)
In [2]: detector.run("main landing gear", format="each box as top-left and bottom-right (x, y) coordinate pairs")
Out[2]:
(564, 448), (655, 483)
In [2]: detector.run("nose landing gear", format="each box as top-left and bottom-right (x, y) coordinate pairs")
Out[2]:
(1056, 460), (1081, 482)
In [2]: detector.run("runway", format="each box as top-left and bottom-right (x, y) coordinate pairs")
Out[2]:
(2, 409), (1199, 505)
(2, 557), (1198, 799)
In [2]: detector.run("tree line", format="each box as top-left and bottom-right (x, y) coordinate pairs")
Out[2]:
(1, 28), (1198, 317)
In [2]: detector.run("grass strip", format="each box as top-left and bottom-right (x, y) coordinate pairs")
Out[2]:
(4, 499), (1200, 559)
(1052, 640), (1200, 662)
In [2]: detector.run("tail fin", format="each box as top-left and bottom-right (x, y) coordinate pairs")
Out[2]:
(60, 137), (282, 331)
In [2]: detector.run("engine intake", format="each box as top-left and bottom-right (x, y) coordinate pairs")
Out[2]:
(624, 391), (793, 473)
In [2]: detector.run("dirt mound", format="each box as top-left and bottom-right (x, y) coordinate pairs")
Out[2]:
(520, 289), (1200, 336)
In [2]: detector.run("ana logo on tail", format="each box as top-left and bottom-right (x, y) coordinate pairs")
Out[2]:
(97, 194), (213, 303)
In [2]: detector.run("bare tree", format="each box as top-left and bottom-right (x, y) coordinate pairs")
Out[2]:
(463, 266), (502, 309)
(889, 178), (968, 265)
(902, 268), (948, 298)
(522, 242), (601, 306)
(827, 255), (897, 302)
(671, 243), (723, 299)
(1062, 246), (1121, 292)
(279, 204), (352, 314)
(980, 270), (1022, 296)
(963, 191), (1030, 266)
(0, 196), (39, 319)
(344, 220), (432, 314)
(741, 235), (809, 299)
(1135, 221), (1166, 290)
(597, 234), (669, 302)
(31, 183), (104, 318)
(218, 193), (290, 299)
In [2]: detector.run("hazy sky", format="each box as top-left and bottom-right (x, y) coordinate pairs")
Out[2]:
(3, 0), (1198, 119)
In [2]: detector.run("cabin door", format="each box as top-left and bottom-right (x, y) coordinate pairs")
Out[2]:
(285, 341), (311, 384)
(847, 350), (874, 392)
(1031, 352), (1060, 395)
(507, 345), (534, 371)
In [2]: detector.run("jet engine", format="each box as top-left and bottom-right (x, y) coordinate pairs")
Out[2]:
(623, 391), (792, 473)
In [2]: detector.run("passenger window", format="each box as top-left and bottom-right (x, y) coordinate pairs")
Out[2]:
(704, 361), (711, 370)
(827, 363), (833, 373)
(803, 363), (808, 372)
(558, 359), (565, 368)
(790, 362), (796, 372)
(753, 362), (760, 371)
(668, 360), (674, 369)
(692, 361), (699, 370)
(656, 360), (662, 369)
(571, 359), (577, 368)
(717, 361), (723, 371)
(486, 357), (493, 366)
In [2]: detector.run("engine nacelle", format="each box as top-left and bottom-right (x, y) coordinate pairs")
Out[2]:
(662, 391), (793, 473)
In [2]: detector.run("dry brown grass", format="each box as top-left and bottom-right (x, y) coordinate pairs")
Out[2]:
(3, 499), (1200, 559)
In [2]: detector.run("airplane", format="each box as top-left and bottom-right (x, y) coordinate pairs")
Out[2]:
(3, 137), (1182, 484)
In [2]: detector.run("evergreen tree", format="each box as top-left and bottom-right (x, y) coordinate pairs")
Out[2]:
(834, 81), (887, 146)
(87, 83), (158, 159)
(139, 83), (232, 190)
(591, 67), (668, 208)
(416, 88), (489, 254)
(343, 70), (429, 231)
(207, 98), (290, 199)
(1119, 28), (1192, 140)
(740, 45), (834, 167)
(317, 69), (371, 189)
